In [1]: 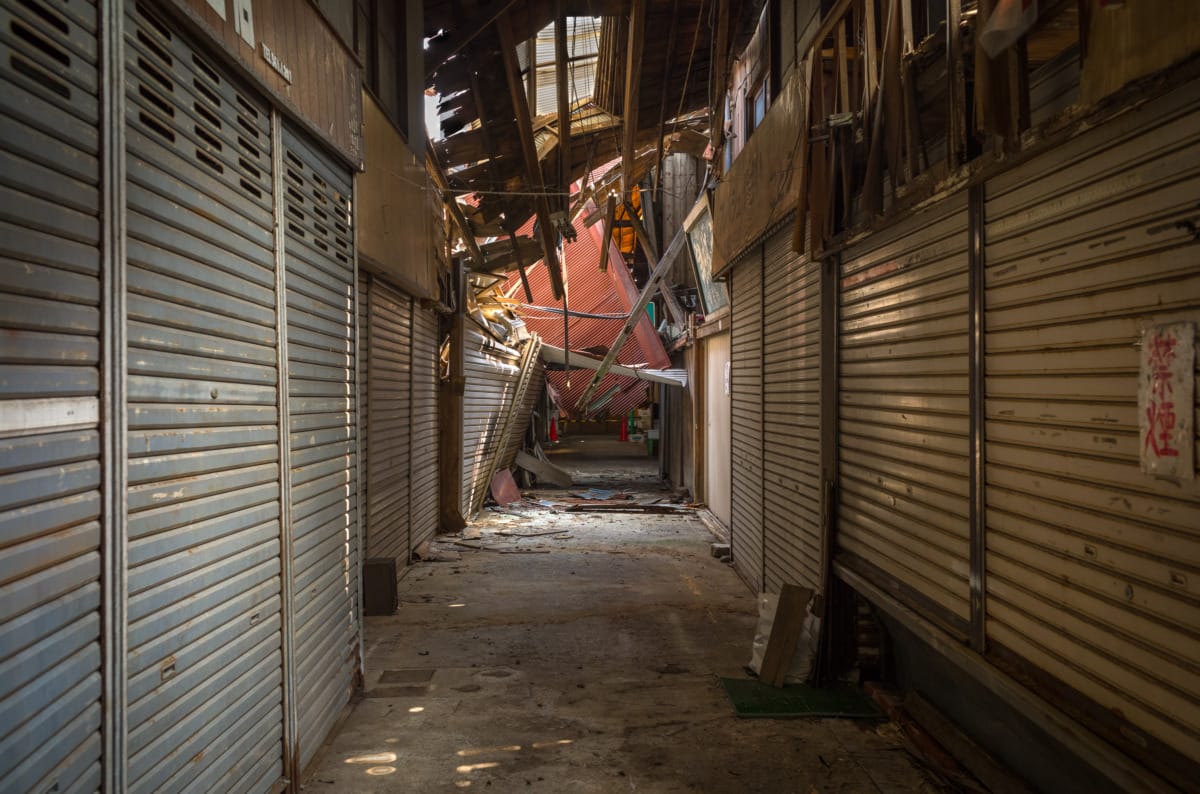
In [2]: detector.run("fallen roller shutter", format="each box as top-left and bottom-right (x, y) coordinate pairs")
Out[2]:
(761, 222), (822, 593)
(462, 326), (521, 518)
(281, 124), (359, 772)
(730, 252), (764, 593)
(836, 191), (971, 637)
(122, 3), (285, 791)
(410, 304), (439, 549)
(0, 0), (103, 790)
(366, 279), (412, 564)
(500, 359), (545, 470)
(983, 80), (1200, 780)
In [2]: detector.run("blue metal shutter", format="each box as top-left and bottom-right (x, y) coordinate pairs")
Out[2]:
(0, 0), (103, 790)
(281, 124), (359, 772)
(122, 2), (285, 791)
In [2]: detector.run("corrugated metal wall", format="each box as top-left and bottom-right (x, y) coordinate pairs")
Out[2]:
(366, 279), (413, 563)
(836, 192), (971, 635)
(762, 223), (823, 592)
(281, 125), (359, 771)
(0, 0), (104, 789)
(123, 3), (285, 790)
(730, 254), (765, 593)
(983, 82), (1200, 772)
(410, 304), (440, 550)
(462, 326), (521, 517)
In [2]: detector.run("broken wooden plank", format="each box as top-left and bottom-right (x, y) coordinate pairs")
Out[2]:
(760, 584), (814, 688)
(514, 450), (573, 487)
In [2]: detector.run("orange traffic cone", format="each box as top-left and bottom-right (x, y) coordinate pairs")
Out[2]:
(619, 415), (628, 442)
(549, 417), (558, 442)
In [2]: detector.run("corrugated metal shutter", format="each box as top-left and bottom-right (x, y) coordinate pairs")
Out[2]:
(358, 272), (370, 548)
(0, 0), (103, 790)
(837, 191), (971, 636)
(409, 304), (439, 550)
(462, 326), (521, 517)
(122, 3), (285, 792)
(366, 279), (412, 564)
(983, 83), (1200, 771)
(500, 359), (545, 470)
(281, 124), (359, 771)
(762, 224), (822, 593)
(730, 254), (764, 593)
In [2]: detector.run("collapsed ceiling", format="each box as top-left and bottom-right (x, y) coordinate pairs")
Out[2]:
(423, 0), (758, 291)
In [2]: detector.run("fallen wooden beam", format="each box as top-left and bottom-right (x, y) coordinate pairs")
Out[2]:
(760, 584), (814, 688)
(514, 450), (574, 487)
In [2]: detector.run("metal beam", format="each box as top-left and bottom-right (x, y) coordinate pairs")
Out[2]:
(497, 12), (565, 299)
(576, 222), (688, 411)
(621, 0), (646, 194)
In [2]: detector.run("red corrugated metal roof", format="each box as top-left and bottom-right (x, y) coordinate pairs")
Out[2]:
(503, 189), (669, 418)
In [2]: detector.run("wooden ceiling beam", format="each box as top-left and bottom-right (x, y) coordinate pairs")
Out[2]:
(425, 0), (521, 80)
(555, 0), (572, 215)
(652, 0), (682, 197)
(426, 141), (485, 269)
(621, 0), (646, 195)
(497, 12), (564, 300)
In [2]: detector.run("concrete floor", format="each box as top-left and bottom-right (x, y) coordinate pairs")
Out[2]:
(306, 439), (943, 793)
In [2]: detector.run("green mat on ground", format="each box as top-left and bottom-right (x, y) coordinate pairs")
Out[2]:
(719, 677), (883, 719)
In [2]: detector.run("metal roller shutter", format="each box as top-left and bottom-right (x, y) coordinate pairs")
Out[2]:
(366, 279), (412, 564)
(730, 254), (764, 593)
(122, 4), (285, 792)
(462, 326), (521, 518)
(762, 223), (822, 593)
(281, 124), (359, 771)
(358, 272), (370, 546)
(983, 82), (1200, 774)
(837, 191), (971, 635)
(410, 304), (440, 549)
(0, 0), (103, 790)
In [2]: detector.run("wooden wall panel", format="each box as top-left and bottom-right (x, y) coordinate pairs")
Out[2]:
(173, 0), (363, 165)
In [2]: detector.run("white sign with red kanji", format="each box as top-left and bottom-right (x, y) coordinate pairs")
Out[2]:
(1138, 322), (1195, 479)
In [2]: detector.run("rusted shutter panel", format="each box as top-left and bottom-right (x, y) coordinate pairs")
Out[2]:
(837, 192), (971, 636)
(409, 304), (440, 550)
(0, 0), (103, 789)
(122, 3), (286, 791)
(983, 81), (1200, 777)
(462, 326), (521, 517)
(731, 253), (764, 593)
(366, 279), (413, 564)
(281, 124), (359, 772)
(762, 224), (822, 593)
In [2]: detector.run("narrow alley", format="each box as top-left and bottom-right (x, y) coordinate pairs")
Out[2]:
(310, 440), (939, 793)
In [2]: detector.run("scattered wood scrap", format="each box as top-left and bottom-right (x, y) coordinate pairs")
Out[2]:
(760, 584), (814, 688)
(515, 450), (573, 487)
(564, 503), (691, 514)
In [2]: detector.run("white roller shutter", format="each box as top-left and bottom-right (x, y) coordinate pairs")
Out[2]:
(462, 326), (521, 518)
(730, 253), (764, 593)
(983, 80), (1200, 778)
(762, 223), (822, 593)
(837, 191), (971, 636)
